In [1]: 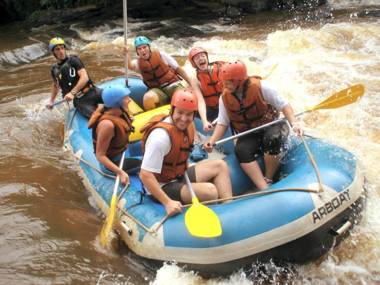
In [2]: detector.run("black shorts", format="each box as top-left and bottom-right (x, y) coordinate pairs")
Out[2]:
(235, 121), (289, 163)
(161, 166), (197, 203)
(73, 86), (103, 118)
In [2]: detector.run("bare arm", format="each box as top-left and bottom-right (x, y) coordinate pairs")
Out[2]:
(63, 68), (89, 101)
(190, 78), (212, 131)
(123, 46), (139, 72)
(139, 169), (182, 216)
(73, 68), (89, 93)
(50, 82), (59, 105)
(204, 124), (228, 152)
(96, 120), (129, 184)
(282, 104), (303, 136)
(176, 66), (192, 86)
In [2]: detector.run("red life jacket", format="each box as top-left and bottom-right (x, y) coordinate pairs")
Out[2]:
(222, 77), (279, 133)
(138, 50), (180, 88)
(196, 61), (225, 108)
(141, 115), (195, 183)
(89, 108), (133, 159)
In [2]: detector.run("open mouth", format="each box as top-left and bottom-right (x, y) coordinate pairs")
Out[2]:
(198, 60), (208, 69)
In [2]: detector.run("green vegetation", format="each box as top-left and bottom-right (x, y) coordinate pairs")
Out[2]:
(1, 0), (119, 23)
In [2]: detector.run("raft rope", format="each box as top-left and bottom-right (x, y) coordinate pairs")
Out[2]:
(185, 187), (320, 206)
(300, 134), (324, 192)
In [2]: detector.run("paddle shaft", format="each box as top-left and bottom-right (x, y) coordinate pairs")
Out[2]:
(112, 151), (125, 197)
(53, 99), (66, 106)
(46, 99), (66, 109)
(215, 115), (295, 146)
(184, 172), (196, 199)
(215, 84), (364, 146)
(123, 0), (128, 85)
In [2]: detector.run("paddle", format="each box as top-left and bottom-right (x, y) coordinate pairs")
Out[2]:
(123, 0), (129, 86)
(100, 151), (126, 247)
(45, 99), (66, 109)
(215, 84), (365, 145)
(262, 63), (278, 80)
(184, 172), (222, 238)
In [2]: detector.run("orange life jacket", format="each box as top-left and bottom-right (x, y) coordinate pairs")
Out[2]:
(89, 108), (133, 159)
(141, 114), (195, 183)
(222, 77), (279, 133)
(196, 61), (225, 108)
(138, 50), (180, 88)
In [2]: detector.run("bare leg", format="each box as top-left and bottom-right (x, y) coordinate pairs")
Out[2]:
(240, 161), (267, 190)
(180, 160), (233, 202)
(180, 182), (218, 204)
(143, 91), (160, 110)
(263, 153), (281, 180)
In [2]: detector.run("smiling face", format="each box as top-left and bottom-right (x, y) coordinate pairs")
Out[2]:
(52, 45), (66, 61)
(136, 45), (151, 59)
(193, 52), (209, 71)
(171, 107), (194, 131)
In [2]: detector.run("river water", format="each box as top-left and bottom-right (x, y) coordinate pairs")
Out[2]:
(0, 0), (379, 284)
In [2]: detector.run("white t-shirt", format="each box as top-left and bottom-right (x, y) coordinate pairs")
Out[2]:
(217, 80), (289, 126)
(141, 117), (173, 174)
(132, 51), (179, 73)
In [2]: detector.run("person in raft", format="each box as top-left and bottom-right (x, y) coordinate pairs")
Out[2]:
(204, 60), (303, 190)
(139, 89), (233, 216)
(46, 37), (103, 118)
(88, 86), (141, 185)
(124, 36), (193, 110)
(188, 46), (225, 131)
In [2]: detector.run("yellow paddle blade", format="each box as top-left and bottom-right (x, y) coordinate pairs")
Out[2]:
(309, 84), (365, 112)
(100, 194), (117, 247)
(185, 198), (222, 238)
(262, 63), (278, 80)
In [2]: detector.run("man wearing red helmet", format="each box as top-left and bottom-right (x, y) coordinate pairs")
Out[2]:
(125, 36), (192, 111)
(188, 47), (225, 131)
(204, 60), (303, 190)
(139, 89), (232, 216)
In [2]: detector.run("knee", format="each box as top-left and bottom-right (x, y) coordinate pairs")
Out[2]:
(143, 92), (158, 110)
(204, 183), (218, 200)
(216, 160), (229, 173)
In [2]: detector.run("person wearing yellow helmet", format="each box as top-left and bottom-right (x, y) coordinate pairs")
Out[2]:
(139, 89), (232, 216)
(47, 37), (103, 118)
(124, 36), (193, 111)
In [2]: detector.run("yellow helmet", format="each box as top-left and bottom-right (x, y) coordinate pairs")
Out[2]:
(49, 37), (65, 51)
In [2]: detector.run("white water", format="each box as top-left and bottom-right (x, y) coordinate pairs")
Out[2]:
(55, 4), (380, 284)
(1, 0), (379, 284)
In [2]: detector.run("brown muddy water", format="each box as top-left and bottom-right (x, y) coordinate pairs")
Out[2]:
(0, 1), (379, 284)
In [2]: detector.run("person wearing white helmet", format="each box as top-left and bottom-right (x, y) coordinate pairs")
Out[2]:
(88, 86), (139, 185)
(124, 36), (192, 110)
(139, 89), (232, 216)
(47, 37), (103, 118)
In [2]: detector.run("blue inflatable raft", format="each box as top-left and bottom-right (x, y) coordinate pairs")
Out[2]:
(64, 76), (366, 276)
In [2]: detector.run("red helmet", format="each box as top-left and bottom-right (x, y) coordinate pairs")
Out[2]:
(171, 89), (198, 111)
(188, 47), (208, 68)
(220, 60), (248, 82)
